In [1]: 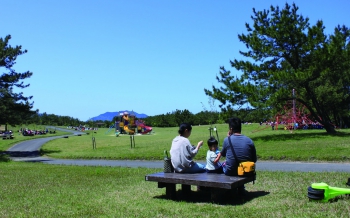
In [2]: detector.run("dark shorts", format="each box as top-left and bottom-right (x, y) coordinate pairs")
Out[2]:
(206, 165), (223, 174)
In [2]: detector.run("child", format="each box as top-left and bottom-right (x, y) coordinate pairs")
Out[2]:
(205, 136), (223, 173)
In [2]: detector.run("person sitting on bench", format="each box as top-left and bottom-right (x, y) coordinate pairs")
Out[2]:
(215, 117), (257, 194)
(170, 123), (206, 173)
(205, 136), (223, 174)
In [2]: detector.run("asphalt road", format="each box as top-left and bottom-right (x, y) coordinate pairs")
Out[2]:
(7, 127), (350, 172)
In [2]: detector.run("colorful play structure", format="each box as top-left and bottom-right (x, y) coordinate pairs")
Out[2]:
(114, 112), (152, 136)
(274, 89), (322, 131)
(253, 89), (324, 133)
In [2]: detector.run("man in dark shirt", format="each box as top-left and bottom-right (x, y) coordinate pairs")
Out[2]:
(215, 117), (257, 194)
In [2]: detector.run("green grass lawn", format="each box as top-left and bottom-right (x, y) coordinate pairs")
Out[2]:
(1, 124), (350, 217)
(0, 162), (349, 217)
(0, 125), (69, 152)
(37, 124), (350, 162)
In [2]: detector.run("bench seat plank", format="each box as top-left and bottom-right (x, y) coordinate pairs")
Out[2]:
(145, 172), (254, 189)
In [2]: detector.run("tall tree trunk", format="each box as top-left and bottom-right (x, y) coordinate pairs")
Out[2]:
(323, 121), (336, 134)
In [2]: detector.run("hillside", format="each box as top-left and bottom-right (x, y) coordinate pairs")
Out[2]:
(89, 110), (148, 121)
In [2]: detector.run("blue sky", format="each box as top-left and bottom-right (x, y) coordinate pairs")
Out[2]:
(2, 0), (349, 121)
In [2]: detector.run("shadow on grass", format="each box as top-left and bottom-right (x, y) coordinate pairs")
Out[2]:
(20, 159), (54, 163)
(0, 149), (61, 158)
(0, 153), (11, 162)
(40, 148), (61, 156)
(4, 150), (41, 157)
(154, 189), (270, 205)
(250, 131), (350, 142)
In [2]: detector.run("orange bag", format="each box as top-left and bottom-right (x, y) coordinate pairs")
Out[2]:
(237, 161), (256, 176)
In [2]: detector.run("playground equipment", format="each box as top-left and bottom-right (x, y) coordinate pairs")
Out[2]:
(253, 89), (323, 133)
(275, 89), (318, 130)
(123, 112), (135, 134)
(105, 124), (115, 135)
(208, 125), (220, 146)
(135, 120), (152, 134)
(130, 135), (135, 148)
(115, 111), (152, 136)
(307, 182), (350, 202)
(92, 136), (96, 149)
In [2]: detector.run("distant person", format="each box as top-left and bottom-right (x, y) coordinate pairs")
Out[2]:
(294, 122), (299, 130)
(215, 117), (257, 194)
(205, 136), (223, 174)
(170, 123), (206, 173)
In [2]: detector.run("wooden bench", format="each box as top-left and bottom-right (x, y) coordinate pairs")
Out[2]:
(145, 172), (255, 201)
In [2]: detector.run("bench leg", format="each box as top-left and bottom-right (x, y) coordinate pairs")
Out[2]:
(165, 184), (176, 200)
(181, 184), (191, 197)
(210, 188), (224, 203)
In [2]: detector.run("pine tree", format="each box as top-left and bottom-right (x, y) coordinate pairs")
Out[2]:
(0, 35), (36, 129)
(205, 3), (350, 133)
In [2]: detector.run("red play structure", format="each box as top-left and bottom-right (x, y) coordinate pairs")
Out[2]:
(135, 120), (153, 134)
(275, 89), (323, 130)
(253, 89), (323, 133)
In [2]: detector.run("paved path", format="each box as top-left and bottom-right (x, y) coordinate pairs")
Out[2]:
(7, 127), (350, 172)
(11, 156), (350, 172)
(6, 126), (82, 157)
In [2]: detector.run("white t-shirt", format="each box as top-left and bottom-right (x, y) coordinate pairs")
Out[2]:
(205, 150), (221, 170)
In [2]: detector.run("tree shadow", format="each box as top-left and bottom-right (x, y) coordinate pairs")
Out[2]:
(3, 150), (41, 157)
(39, 148), (61, 156)
(250, 131), (350, 142)
(0, 153), (11, 162)
(0, 149), (61, 158)
(153, 189), (270, 205)
(18, 159), (54, 163)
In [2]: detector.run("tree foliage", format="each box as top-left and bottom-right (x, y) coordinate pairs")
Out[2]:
(205, 3), (350, 133)
(143, 109), (259, 128)
(144, 109), (194, 127)
(35, 112), (81, 127)
(0, 35), (36, 129)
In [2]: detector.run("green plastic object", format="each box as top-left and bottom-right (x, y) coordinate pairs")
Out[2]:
(309, 182), (350, 202)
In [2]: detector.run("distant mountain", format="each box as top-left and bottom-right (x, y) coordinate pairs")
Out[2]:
(89, 110), (148, 121)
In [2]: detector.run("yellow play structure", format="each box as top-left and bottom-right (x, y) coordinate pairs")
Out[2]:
(121, 112), (135, 134)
